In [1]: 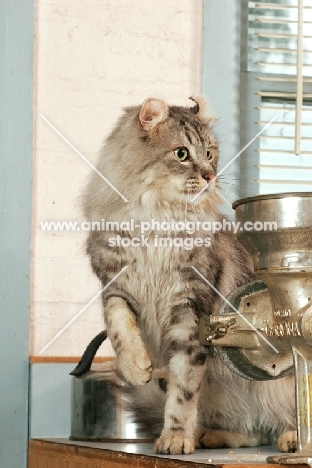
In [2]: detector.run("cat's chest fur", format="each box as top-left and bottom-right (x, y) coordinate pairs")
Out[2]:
(130, 243), (186, 292)
(122, 239), (195, 351)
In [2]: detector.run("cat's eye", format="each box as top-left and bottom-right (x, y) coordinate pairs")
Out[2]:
(174, 147), (189, 162)
(207, 148), (212, 160)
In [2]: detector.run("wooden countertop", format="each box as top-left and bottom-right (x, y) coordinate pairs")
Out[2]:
(28, 439), (306, 468)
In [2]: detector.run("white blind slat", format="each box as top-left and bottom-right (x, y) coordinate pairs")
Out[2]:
(254, 3), (312, 9)
(255, 106), (312, 111)
(255, 32), (312, 39)
(295, 0), (304, 154)
(255, 48), (312, 53)
(256, 77), (312, 82)
(255, 149), (312, 155)
(255, 120), (312, 125)
(256, 165), (312, 169)
(256, 91), (312, 97)
(247, 0), (312, 193)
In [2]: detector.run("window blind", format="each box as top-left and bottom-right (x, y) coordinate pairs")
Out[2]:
(247, 0), (312, 194)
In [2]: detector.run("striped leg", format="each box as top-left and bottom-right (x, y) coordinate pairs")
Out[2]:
(105, 296), (152, 386)
(154, 312), (207, 454)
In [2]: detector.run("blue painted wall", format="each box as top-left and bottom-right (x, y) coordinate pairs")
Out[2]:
(202, 0), (241, 216)
(0, 3), (241, 464)
(0, 1), (34, 466)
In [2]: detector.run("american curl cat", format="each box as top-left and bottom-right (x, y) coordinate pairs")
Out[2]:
(83, 97), (296, 455)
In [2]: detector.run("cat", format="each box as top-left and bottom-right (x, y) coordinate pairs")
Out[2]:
(82, 97), (296, 455)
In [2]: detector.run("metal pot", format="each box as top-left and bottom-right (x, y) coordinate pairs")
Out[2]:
(70, 362), (151, 442)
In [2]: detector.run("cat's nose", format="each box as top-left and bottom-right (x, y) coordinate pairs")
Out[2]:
(203, 173), (215, 183)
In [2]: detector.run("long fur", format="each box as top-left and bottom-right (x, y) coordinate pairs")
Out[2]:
(82, 97), (295, 454)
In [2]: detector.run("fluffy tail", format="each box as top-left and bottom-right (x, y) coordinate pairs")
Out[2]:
(126, 380), (166, 438)
(70, 331), (165, 438)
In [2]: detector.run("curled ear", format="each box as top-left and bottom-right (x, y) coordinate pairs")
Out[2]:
(139, 98), (168, 131)
(189, 95), (218, 124)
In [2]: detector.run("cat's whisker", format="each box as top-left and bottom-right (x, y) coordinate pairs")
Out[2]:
(179, 193), (189, 222)
(181, 196), (187, 220)
(185, 197), (190, 219)
(220, 181), (250, 191)
(218, 173), (248, 177)
(220, 178), (255, 183)
(216, 189), (232, 208)
(218, 185), (239, 200)
(218, 175), (255, 182)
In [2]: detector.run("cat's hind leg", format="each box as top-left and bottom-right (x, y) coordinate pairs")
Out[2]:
(277, 431), (297, 452)
(195, 429), (270, 449)
(105, 296), (152, 386)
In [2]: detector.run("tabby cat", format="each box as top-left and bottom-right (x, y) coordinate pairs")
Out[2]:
(83, 97), (296, 454)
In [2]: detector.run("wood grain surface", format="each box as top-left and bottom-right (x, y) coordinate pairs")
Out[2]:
(28, 440), (304, 468)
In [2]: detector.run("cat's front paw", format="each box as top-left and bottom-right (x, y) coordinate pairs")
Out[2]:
(278, 431), (297, 453)
(154, 432), (195, 455)
(117, 347), (152, 386)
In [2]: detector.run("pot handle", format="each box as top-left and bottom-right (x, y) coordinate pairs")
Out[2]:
(69, 330), (107, 377)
